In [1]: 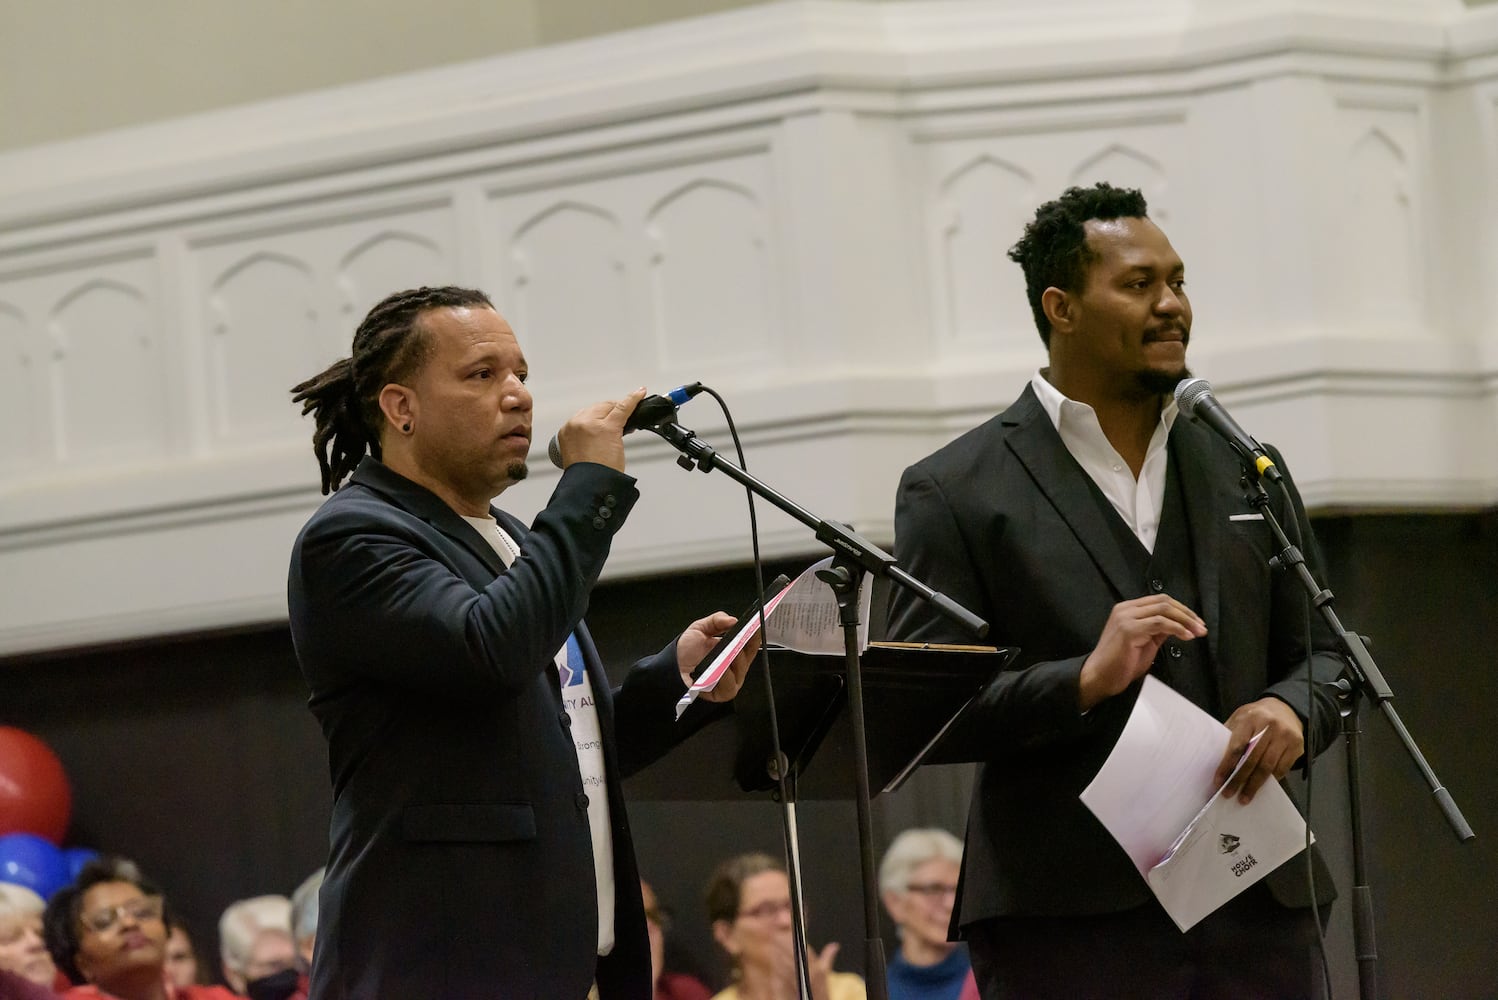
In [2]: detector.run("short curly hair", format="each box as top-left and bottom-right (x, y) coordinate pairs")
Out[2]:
(1009, 182), (1150, 347)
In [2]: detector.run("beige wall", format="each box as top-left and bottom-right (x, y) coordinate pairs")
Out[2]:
(0, 0), (768, 151)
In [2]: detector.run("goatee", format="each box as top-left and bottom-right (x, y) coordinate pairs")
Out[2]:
(507, 461), (529, 482)
(1136, 367), (1192, 397)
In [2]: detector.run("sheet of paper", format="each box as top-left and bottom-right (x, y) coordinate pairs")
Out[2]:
(1080, 677), (1312, 931)
(673, 556), (871, 719)
(674, 581), (795, 720)
(763, 556), (871, 655)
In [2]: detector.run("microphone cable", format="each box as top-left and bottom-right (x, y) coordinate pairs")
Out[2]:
(696, 383), (817, 997)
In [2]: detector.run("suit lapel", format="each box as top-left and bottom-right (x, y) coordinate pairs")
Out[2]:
(1002, 386), (1139, 602)
(1168, 419), (1230, 670)
(349, 457), (509, 578)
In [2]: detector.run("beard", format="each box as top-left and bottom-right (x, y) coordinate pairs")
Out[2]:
(506, 460), (528, 482)
(1135, 365), (1192, 397)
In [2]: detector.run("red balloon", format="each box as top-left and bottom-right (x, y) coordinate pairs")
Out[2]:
(0, 728), (71, 843)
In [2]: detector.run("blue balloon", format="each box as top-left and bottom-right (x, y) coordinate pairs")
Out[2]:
(63, 846), (100, 880)
(0, 833), (69, 900)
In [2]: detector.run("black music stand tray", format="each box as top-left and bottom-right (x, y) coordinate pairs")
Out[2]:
(626, 641), (1017, 803)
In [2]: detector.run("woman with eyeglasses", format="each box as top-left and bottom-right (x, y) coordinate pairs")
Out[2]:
(41, 858), (235, 1000)
(877, 830), (978, 1000)
(704, 853), (864, 1000)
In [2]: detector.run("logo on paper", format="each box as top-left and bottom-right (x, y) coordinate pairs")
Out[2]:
(1218, 833), (1241, 854)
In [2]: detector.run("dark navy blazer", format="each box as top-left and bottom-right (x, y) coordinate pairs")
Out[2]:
(289, 457), (724, 1000)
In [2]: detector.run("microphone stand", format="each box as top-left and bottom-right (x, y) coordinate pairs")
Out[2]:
(1242, 473), (1474, 1000)
(649, 418), (988, 1000)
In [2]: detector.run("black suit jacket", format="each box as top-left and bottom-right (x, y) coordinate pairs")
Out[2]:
(288, 458), (724, 1000)
(887, 385), (1343, 927)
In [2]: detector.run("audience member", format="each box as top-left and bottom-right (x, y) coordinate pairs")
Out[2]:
(42, 857), (235, 1000)
(162, 924), (205, 989)
(878, 830), (975, 1000)
(705, 853), (864, 1000)
(0, 885), (56, 992)
(216, 899), (293, 996)
(641, 880), (710, 1000)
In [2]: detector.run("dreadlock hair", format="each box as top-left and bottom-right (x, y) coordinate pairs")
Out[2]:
(1008, 182), (1149, 348)
(290, 285), (494, 493)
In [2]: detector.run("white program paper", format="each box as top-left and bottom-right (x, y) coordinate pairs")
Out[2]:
(763, 555), (872, 655)
(1079, 677), (1313, 931)
(674, 556), (870, 720)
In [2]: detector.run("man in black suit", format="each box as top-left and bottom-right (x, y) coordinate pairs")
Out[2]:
(887, 185), (1344, 999)
(286, 286), (757, 1000)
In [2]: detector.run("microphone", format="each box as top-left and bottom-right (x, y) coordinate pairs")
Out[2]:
(547, 382), (704, 469)
(1173, 378), (1283, 483)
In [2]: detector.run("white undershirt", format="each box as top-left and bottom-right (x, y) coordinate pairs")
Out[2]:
(1029, 370), (1177, 553)
(461, 514), (617, 956)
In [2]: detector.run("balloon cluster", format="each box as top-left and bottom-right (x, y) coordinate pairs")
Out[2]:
(0, 727), (95, 899)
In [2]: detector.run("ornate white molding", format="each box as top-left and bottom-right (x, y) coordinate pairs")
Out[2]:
(0, 0), (1495, 657)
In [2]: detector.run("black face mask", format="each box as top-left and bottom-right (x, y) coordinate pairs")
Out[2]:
(245, 968), (302, 1000)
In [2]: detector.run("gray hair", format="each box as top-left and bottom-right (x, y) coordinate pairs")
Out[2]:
(0, 883), (45, 922)
(218, 895), (292, 975)
(289, 868), (324, 963)
(878, 828), (963, 896)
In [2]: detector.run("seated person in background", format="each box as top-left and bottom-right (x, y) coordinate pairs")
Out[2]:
(0, 884), (58, 992)
(216, 899), (294, 997)
(641, 880), (710, 1000)
(41, 857), (236, 1000)
(162, 923), (206, 989)
(241, 869), (322, 1000)
(878, 830), (977, 1000)
(705, 853), (864, 1000)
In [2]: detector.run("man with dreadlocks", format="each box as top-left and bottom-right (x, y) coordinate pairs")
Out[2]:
(886, 185), (1342, 998)
(286, 286), (757, 1000)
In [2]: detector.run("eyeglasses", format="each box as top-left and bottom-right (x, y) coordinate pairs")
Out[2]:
(81, 896), (164, 934)
(737, 899), (795, 922)
(904, 883), (958, 900)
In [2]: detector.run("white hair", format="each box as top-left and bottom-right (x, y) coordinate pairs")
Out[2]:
(0, 883), (45, 922)
(289, 869), (324, 952)
(878, 828), (964, 896)
(218, 895), (292, 975)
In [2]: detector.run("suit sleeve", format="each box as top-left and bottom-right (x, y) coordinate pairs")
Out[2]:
(291, 463), (636, 700)
(888, 464), (1104, 754)
(1258, 446), (1346, 760)
(607, 639), (733, 778)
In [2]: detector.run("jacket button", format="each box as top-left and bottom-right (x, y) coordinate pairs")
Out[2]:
(1150, 578), (1165, 593)
(576, 792), (590, 810)
(598, 506), (612, 519)
(604, 495), (618, 508)
(560, 712), (572, 728)
(1168, 644), (1184, 659)
(592, 517), (606, 530)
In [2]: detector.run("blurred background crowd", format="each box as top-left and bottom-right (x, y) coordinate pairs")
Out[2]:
(0, 723), (976, 1000)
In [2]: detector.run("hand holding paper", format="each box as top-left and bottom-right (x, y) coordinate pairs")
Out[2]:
(1215, 696), (1306, 804)
(1080, 677), (1313, 931)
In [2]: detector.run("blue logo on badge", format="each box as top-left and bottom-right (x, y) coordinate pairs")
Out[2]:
(558, 633), (585, 687)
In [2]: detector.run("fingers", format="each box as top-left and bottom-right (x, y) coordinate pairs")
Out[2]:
(602, 387), (648, 431)
(1216, 698), (1305, 803)
(1078, 595), (1206, 710)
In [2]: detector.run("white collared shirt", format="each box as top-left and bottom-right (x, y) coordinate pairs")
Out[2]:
(1029, 371), (1177, 553)
(462, 514), (617, 957)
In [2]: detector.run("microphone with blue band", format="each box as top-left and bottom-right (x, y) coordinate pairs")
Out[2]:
(547, 382), (704, 469)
